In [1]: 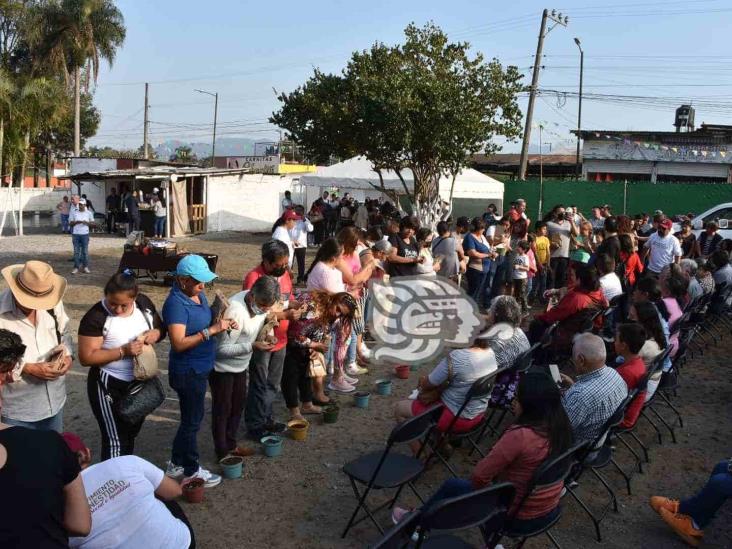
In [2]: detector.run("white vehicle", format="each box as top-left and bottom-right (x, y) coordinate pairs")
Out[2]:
(673, 203), (732, 239)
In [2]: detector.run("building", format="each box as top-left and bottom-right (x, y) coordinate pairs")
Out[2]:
(213, 154), (316, 175)
(575, 108), (732, 183)
(471, 153), (579, 179)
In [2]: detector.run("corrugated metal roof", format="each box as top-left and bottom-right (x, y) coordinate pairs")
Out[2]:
(61, 166), (253, 180)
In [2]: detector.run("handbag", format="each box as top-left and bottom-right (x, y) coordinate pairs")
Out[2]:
(308, 350), (327, 377)
(133, 341), (159, 380)
(417, 355), (454, 405)
(117, 376), (165, 424)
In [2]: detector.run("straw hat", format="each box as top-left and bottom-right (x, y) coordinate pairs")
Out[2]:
(2, 261), (66, 310)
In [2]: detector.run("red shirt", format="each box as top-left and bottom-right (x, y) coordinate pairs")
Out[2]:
(620, 251), (644, 287)
(616, 355), (646, 429)
(243, 265), (292, 352)
(537, 288), (607, 325)
(471, 426), (562, 519)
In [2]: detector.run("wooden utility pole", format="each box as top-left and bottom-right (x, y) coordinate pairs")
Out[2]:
(143, 83), (149, 159)
(518, 9), (568, 180)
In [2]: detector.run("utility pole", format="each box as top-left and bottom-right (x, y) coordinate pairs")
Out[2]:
(143, 83), (149, 159)
(518, 9), (569, 180)
(195, 89), (218, 167)
(538, 123), (544, 218)
(574, 38), (584, 179)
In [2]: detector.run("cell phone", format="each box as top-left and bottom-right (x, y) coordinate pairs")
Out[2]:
(549, 364), (562, 386)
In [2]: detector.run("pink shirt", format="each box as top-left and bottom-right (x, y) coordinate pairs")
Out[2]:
(307, 261), (346, 294)
(342, 252), (362, 296)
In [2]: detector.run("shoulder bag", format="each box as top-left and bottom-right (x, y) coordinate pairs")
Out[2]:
(117, 376), (166, 425)
(417, 354), (454, 405)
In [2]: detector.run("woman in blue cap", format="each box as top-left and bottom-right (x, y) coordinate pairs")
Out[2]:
(162, 255), (236, 488)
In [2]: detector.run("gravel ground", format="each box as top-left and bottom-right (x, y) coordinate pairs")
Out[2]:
(2, 230), (731, 548)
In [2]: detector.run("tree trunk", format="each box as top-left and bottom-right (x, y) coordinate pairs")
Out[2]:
(18, 131), (29, 235)
(33, 151), (39, 188)
(46, 149), (52, 187)
(74, 66), (81, 156)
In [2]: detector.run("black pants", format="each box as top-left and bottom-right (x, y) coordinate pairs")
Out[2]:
(550, 257), (569, 289)
(87, 367), (144, 461)
(281, 346), (314, 409)
(106, 211), (117, 233)
(294, 247), (307, 283)
(162, 499), (196, 549)
(313, 221), (326, 246)
(208, 370), (248, 460)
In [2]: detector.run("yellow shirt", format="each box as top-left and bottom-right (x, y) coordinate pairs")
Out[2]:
(535, 236), (551, 265)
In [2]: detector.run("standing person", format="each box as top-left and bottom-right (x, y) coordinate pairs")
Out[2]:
(569, 220), (595, 267)
(432, 221), (463, 281)
(0, 261), (72, 432)
(77, 271), (166, 460)
(281, 190), (294, 212)
(163, 255), (235, 488)
(387, 215), (422, 277)
(124, 190), (141, 234)
(488, 217), (513, 300)
(546, 205), (578, 289)
(641, 218), (682, 276)
(104, 188), (120, 234)
(529, 221), (551, 304)
(675, 220), (697, 259)
(415, 227), (440, 278)
(243, 240), (305, 440)
(509, 198), (530, 246)
(596, 217), (621, 266)
(272, 209), (299, 269)
(153, 192), (167, 239)
(289, 205), (313, 284)
(57, 195), (71, 234)
(694, 222), (723, 260)
(619, 233), (644, 287)
(589, 206), (605, 233)
(0, 331), (92, 548)
(482, 203), (501, 239)
(512, 240), (531, 315)
(70, 198), (94, 274)
(310, 191), (329, 246)
(211, 277), (278, 460)
(463, 218), (495, 310)
(354, 201), (369, 229)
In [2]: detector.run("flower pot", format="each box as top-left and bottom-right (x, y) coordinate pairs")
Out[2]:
(354, 391), (371, 409)
(395, 365), (410, 379)
(287, 419), (310, 441)
(219, 456), (244, 479)
(260, 435), (283, 457)
(375, 379), (392, 396)
(409, 363), (420, 372)
(322, 404), (340, 424)
(182, 478), (205, 503)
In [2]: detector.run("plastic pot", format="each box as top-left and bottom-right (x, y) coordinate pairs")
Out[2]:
(375, 379), (393, 396)
(395, 365), (410, 379)
(182, 478), (205, 503)
(261, 435), (283, 457)
(219, 456), (243, 479)
(287, 419), (310, 441)
(354, 391), (371, 409)
(323, 404), (340, 424)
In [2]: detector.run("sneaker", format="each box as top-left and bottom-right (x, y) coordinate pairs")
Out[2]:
(71, 268), (79, 275)
(359, 343), (372, 360)
(165, 461), (184, 480)
(343, 372), (359, 385)
(328, 379), (356, 393)
(346, 362), (368, 376)
(83, 267), (91, 274)
(391, 506), (412, 524)
(659, 508), (703, 547)
(650, 496), (680, 515)
(184, 466), (222, 488)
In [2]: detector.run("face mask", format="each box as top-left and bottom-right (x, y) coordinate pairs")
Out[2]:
(270, 266), (287, 277)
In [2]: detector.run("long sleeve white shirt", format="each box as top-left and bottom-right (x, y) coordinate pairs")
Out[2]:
(214, 291), (267, 373)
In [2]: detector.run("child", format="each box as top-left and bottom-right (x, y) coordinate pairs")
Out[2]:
(614, 323), (647, 429)
(512, 240), (531, 314)
(526, 233), (538, 305)
(530, 221), (551, 304)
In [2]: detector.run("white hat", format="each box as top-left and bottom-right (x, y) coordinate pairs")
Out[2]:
(153, 187), (159, 193)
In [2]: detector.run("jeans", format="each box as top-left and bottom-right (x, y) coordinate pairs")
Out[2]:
(466, 268), (490, 310)
(2, 408), (63, 433)
(529, 268), (548, 301)
(489, 258), (509, 300)
(550, 257), (569, 289)
(60, 214), (69, 233)
(325, 330), (357, 369)
(679, 460), (732, 529)
(209, 370), (248, 460)
(128, 214), (141, 234)
(244, 347), (286, 433)
(154, 216), (166, 237)
(72, 233), (90, 268)
(169, 369), (209, 477)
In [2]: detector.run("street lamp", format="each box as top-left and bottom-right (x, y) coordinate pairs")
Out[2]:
(195, 89), (218, 167)
(574, 37), (584, 180)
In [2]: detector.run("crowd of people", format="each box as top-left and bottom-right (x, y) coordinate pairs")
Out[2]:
(1, 190), (731, 548)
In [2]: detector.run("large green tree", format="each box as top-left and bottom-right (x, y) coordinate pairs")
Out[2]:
(271, 23), (524, 227)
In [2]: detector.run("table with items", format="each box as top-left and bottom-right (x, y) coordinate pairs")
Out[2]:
(118, 239), (218, 284)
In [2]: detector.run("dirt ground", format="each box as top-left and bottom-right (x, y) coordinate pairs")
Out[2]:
(4, 231), (732, 548)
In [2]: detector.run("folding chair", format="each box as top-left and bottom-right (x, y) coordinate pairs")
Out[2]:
(564, 395), (633, 542)
(489, 441), (590, 549)
(371, 510), (422, 549)
(341, 405), (442, 538)
(643, 346), (685, 442)
(423, 373), (498, 474)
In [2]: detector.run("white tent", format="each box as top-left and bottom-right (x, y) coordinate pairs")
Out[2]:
(300, 156), (504, 213)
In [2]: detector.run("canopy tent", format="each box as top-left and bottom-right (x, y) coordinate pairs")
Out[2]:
(299, 156), (505, 218)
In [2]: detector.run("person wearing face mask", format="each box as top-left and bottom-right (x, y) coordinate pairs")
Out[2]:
(78, 270), (166, 460)
(243, 240), (306, 440)
(545, 204), (578, 289)
(640, 218), (682, 276)
(162, 255), (236, 489)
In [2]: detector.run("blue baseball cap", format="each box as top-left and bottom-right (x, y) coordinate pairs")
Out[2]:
(173, 254), (217, 283)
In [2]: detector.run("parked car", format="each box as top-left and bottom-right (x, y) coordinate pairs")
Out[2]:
(673, 203), (732, 239)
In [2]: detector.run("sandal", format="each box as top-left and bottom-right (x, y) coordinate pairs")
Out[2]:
(301, 404), (322, 415)
(312, 397), (332, 406)
(230, 446), (256, 458)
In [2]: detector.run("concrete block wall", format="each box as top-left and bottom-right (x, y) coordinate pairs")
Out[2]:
(0, 187), (69, 213)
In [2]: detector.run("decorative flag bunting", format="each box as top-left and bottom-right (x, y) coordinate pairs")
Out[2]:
(589, 133), (729, 159)
(671, 147), (678, 153)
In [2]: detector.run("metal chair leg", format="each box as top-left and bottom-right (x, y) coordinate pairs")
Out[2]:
(566, 485), (603, 541)
(546, 530), (562, 549)
(640, 409), (664, 445)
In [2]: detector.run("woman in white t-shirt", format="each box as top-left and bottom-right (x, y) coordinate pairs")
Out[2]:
(272, 210), (299, 268)
(152, 193), (167, 239)
(78, 271), (165, 460)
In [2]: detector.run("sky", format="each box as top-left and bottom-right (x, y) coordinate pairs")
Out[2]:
(89, 0), (732, 155)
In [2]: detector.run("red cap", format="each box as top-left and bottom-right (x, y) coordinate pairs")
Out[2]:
(659, 218), (673, 230)
(62, 432), (87, 454)
(282, 210), (301, 222)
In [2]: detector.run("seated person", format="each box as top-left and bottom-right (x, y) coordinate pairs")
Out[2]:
(628, 301), (666, 401)
(64, 432), (195, 549)
(560, 333), (627, 445)
(596, 253), (623, 302)
(392, 372), (573, 537)
(709, 249), (732, 287)
(695, 261), (715, 296)
(650, 459), (732, 547)
(613, 323), (648, 429)
(394, 332), (498, 440)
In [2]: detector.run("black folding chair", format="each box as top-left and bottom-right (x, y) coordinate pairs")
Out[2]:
(642, 346), (684, 443)
(371, 510), (422, 549)
(490, 440), (590, 549)
(564, 395), (633, 542)
(342, 405), (442, 538)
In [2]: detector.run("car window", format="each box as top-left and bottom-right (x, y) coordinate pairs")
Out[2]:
(703, 208), (732, 228)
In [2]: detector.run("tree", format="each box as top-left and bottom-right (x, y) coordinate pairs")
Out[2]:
(37, 0), (125, 155)
(170, 145), (196, 163)
(271, 23), (524, 227)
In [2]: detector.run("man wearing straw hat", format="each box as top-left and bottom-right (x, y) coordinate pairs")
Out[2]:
(0, 260), (73, 432)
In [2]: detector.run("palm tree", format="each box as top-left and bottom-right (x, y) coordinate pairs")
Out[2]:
(38, 0), (125, 155)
